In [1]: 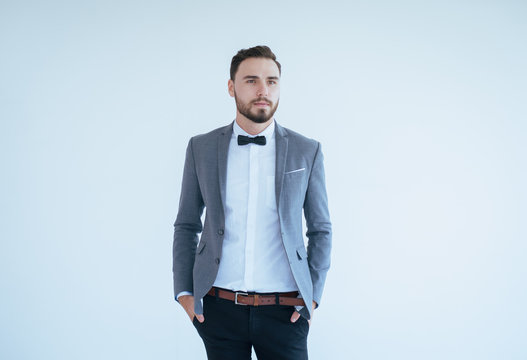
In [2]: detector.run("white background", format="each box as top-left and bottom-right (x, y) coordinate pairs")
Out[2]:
(1, 0), (526, 359)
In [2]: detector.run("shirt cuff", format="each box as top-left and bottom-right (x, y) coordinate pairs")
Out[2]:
(176, 291), (193, 302)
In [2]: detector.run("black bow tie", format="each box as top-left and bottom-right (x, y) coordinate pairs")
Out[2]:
(237, 135), (266, 146)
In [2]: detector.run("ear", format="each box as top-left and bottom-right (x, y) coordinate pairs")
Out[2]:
(227, 79), (235, 97)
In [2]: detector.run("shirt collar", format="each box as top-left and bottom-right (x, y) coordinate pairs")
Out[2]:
(233, 119), (275, 139)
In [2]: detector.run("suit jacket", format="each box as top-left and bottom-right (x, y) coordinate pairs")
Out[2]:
(172, 121), (332, 320)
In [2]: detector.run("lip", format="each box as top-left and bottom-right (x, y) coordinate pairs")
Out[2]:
(253, 102), (270, 107)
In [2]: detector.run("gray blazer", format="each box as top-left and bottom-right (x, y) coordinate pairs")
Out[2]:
(172, 121), (331, 320)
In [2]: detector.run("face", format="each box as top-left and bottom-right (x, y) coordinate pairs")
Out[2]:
(228, 57), (280, 123)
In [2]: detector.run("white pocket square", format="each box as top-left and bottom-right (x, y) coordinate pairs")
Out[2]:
(285, 168), (305, 174)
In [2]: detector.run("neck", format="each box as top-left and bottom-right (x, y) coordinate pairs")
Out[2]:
(235, 114), (273, 135)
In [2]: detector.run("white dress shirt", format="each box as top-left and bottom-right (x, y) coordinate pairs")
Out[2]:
(213, 119), (298, 293)
(176, 120), (299, 301)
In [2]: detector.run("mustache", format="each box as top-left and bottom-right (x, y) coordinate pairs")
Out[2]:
(252, 98), (272, 105)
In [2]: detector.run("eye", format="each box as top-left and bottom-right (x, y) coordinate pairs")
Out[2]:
(268, 80), (277, 85)
(247, 80), (256, 83)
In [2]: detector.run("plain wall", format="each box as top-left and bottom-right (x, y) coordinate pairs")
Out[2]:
(1, 0), (526, 359)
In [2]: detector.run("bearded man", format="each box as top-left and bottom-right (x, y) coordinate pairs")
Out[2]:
(173, 45), (332, 360)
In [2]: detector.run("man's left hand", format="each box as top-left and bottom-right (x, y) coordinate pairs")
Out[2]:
(290, 301), (317, 326)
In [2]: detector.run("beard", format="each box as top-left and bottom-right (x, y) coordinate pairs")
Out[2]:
(234, 92), (279, 124)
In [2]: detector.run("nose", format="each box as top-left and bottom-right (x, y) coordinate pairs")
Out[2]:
(256, 83), (269, 97)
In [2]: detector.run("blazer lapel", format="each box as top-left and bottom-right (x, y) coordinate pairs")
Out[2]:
(218, 122), (233, 211)
(275, 121), (289, 209)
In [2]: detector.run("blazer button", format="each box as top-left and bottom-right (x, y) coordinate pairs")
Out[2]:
(218, 229), (224, 235)
(215, 258), (220, 264)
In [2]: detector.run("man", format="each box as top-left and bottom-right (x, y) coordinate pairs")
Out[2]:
(173, 45), (332, 360)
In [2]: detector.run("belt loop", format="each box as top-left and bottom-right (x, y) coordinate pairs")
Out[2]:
(214, 287), (219, 301)
(275, 293), (280, 305)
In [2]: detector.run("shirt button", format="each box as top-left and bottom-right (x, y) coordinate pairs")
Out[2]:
(215, 258), (220, 264)
(218, 229), (224, 235)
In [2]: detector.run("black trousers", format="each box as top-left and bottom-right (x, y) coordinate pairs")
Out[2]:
(192, 294), (309, 360)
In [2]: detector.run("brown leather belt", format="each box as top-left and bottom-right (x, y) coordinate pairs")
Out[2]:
(207, 287), (305, 307)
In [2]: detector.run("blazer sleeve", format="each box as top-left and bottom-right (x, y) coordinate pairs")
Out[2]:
(172, 137), (205, 300)
(303, 142), (332, 307)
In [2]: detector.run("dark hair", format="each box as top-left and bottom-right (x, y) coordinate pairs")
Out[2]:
(230, 45), (281, 80)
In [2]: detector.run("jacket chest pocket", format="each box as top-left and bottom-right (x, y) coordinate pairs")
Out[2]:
(283, 170), (307, 202)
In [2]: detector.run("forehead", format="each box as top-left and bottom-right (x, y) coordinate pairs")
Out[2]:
(236, 57), (280, 79)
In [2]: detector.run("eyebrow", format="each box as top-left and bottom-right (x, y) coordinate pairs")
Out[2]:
(242, 75), (280, 80)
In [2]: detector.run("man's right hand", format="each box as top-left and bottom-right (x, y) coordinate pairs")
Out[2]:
(178, 295), (205, 323)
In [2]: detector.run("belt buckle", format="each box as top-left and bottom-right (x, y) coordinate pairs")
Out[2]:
(234, 292), (248, 305)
